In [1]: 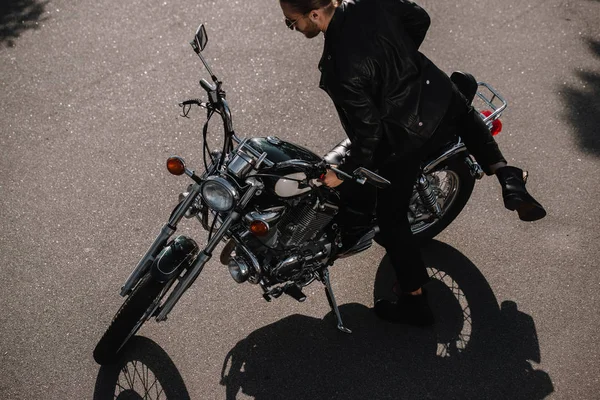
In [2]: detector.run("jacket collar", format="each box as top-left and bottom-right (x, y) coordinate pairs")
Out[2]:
(319, 1), (349, 69)
(324, 1), (347, 43)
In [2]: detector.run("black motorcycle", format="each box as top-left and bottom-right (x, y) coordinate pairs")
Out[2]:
(93, 24), (507, 365)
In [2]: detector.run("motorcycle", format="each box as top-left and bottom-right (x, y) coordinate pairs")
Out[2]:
(93, 24), (507, 365)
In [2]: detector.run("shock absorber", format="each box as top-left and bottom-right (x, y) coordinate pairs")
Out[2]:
(417, 175), (442, 217)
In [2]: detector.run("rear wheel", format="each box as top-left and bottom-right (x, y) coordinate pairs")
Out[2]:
(93, 274), (167, 365)
(409, 157), (476, 242)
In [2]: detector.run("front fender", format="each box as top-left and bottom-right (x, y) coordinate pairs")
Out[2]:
(150, 235), (199, 283)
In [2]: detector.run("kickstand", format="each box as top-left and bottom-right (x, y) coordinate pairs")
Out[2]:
(321, 268), (352, 334)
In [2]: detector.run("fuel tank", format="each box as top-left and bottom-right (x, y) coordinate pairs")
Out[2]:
(248, 137), (323, 198)
(248, 137), (321, 164)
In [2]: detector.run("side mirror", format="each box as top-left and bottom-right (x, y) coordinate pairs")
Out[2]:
(353, 167), (391, 189)
(192, 24), (208, 53)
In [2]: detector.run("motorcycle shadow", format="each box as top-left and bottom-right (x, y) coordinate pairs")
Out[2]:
(93, 336), (191, 400)
(220, 240), (554, 400)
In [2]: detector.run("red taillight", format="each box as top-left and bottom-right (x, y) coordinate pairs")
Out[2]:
(481, 110), (503, 136)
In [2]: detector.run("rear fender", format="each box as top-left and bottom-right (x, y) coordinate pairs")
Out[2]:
(422, 143), (469, 175)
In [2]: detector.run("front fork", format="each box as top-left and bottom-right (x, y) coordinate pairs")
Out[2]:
(120, 182), (204, 296)
(154, 178), (262, 321)
(121, 177), (261, 321)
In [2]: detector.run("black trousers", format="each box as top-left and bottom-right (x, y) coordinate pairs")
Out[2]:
(337, 85), (506, 293)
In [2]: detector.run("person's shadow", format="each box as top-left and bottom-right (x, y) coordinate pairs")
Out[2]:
(220, 240), (554, 399)
(93, 336), (191, 400)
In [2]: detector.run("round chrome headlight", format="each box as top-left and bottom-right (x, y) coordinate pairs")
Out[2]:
(201, 176), (239, 212)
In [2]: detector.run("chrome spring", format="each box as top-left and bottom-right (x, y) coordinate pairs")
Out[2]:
(417, 175), (442, 216)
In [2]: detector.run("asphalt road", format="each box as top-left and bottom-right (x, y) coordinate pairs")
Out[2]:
(1, 0), (599, 399)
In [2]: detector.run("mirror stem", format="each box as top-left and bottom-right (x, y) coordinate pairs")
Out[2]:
(196, 52), (218, 82)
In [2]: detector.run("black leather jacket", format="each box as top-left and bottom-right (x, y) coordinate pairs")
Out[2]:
(318, 0), (453, 174)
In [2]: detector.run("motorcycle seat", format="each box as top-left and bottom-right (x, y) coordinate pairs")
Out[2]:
(323, 138), (351, 165)
(450, 71), (478, 104)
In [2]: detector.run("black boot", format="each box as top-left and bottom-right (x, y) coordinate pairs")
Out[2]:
(374, 290), (434, 326)
(496, 166), (546, 222)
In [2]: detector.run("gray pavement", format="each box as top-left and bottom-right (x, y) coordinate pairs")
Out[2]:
(1, 0), (599, 399)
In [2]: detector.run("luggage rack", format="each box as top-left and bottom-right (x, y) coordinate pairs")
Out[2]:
(476, 82), (508, 125)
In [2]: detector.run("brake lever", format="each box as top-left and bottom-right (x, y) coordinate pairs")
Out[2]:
(178, 99), (209, 118)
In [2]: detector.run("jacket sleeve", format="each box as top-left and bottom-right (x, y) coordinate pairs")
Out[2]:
(333, 60), (383, 176)
(393, 0), (431, 49)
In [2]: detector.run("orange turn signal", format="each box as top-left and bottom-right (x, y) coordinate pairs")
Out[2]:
(250, 220), (269, 236)
(166, 156), (186, 175)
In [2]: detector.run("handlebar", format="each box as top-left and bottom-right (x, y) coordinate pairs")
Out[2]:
(328, 165), (353, 181)
(323, 163), (390, 188)
(267, 160), (389, 188)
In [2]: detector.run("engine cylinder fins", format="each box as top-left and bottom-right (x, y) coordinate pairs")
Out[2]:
(278, 202), (337, 247)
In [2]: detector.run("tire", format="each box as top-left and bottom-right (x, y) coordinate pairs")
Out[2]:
(410, 156), (476, 243)
(93, 336), (191, 400)
(93, 274), (166, 365)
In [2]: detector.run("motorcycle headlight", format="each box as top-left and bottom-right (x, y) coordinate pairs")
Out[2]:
(201, 176), (239, 212)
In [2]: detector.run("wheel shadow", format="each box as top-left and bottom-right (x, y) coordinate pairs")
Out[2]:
(0, 0), (48, 47)
(219, 240), (554, 400)
(93, 336), (191, 400)
(560, 38), (600, 156)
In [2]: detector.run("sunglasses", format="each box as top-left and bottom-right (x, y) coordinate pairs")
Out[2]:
(285, 13), (306, 30)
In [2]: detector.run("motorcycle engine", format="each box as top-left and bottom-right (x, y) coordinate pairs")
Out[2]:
(276, 200), (338, 248)
(237, 195), (339, 283)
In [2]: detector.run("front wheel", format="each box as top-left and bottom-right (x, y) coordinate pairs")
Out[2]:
(409, 156), (476, 242)
(93, 274), (167, 365)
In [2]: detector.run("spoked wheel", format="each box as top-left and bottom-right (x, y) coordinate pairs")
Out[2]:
(409, 157), (476, 242)
(93, 274), (167, 365)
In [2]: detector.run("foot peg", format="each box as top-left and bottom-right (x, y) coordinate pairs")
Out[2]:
(322, 268), (352, 334)
(284, 284), (307, 302)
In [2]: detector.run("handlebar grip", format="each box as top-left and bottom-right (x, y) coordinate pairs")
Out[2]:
(180, 99), (200, 106)
(200, 78), (216, 92)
